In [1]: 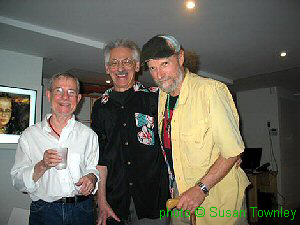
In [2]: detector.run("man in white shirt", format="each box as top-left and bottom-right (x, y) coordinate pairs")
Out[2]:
(11, 73), (99, 225)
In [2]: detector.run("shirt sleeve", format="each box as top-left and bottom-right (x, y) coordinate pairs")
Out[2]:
(83, 132), (99, 176)
(10, 133), (39, 193)
(82, 131), (100, 193)
(209, 82), (245, 158)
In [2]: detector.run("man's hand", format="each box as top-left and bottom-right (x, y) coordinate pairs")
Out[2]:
(41, 149), (62, 169)
(33, 149), (62, 182)
(75, 173), (97, 196)
(97, 200), (120, 225)
(177, 186), (206, 213)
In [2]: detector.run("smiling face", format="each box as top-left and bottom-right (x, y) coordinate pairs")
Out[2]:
(46, 76), (81, 118)
(105, 47), (140, 92)
(147, 50), (185, 96)
(0, 97), (12, 127)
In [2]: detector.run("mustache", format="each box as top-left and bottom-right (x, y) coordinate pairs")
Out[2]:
(116, 71), (128, 75)
(58, 101), (71, 104)
(157, 78), (169, 83)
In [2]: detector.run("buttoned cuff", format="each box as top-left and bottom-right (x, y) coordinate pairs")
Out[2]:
(23, 165), (39, 193)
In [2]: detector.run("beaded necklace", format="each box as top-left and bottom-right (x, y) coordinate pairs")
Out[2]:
(48, 116), (60, 137)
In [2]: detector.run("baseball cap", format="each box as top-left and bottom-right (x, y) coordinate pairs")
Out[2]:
(141, 35), (181, 64)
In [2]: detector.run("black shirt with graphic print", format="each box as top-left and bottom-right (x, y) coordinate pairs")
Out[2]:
(91, 83), (169, 221)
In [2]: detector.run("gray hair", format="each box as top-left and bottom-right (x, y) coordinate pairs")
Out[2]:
(48, 73), (80, 93)
(104, 39), (140, 65)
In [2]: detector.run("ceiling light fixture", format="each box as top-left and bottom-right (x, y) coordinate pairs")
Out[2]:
(280, 51), (287, 57)
(186, 1), (196, 9)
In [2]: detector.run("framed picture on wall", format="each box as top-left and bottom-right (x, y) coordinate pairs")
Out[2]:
(0, 85), (37, 143)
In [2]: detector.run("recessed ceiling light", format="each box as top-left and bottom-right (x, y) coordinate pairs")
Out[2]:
(186, 1), (196, 9)
(280, 51), (287, 57)
(106, 80), (111, 84)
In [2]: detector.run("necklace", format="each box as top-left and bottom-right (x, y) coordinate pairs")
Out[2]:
(48, 116), (60, 137)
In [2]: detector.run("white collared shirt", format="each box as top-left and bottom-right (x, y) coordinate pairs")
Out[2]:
(11, 114), (99, 202)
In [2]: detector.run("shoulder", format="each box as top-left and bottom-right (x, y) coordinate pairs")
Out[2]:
(92, 93), (111, 113)
(19, 121), (43, 140)
(186, 72), (229, 95)
(74, 121), (97, 137)
(131, 82), (158, 102)
(23, 120), (42, 132)
(98, 89), (112, 105)
(132, 82), (158, 93)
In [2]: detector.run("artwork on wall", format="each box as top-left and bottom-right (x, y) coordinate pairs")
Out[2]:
(0, 85), (36, 143)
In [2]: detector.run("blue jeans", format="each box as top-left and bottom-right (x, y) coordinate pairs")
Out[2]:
(29, 198), (95, 225)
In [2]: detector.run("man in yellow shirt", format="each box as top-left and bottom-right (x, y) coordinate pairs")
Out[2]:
(141, 35), (250, 225)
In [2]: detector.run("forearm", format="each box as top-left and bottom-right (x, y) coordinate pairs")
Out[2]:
(97, 165), (107, 204)
(32, 160), (48, 182)
(200, 155), (239, 190)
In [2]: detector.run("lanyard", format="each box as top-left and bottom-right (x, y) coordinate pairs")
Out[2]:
(166, 94), (178, 120)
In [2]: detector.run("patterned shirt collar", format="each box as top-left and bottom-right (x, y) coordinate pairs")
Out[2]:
(100, 81), (158, 104)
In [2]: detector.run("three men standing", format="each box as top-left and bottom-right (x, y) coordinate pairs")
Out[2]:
(11, 35), (250, 225)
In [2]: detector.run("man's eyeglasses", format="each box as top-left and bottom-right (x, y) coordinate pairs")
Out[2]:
(51, 87), (77, 97)
(0, 109), (11, 114)
(108, 58), (134, 69)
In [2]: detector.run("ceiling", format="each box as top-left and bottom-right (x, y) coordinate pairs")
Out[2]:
(0, 0), (300, 93)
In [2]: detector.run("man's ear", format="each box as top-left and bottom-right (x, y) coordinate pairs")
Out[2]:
(135, 61), (140, 72)
(105, 64), (110, 74)
(77, 94), (82, 103)
(179, 49), (185, 66)
(46, 90), (51, 102)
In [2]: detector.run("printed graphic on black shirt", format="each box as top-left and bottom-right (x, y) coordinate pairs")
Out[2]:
(135, 113), (154, 145)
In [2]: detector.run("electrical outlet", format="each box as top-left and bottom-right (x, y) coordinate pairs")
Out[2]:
(267, 121), (271, 128)
(270, 128), (278, 136)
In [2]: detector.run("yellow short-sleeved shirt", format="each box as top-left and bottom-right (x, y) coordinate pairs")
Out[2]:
(158, 71), (250, 225)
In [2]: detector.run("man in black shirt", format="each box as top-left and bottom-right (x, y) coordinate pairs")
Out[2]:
(91, 39), (169, 225)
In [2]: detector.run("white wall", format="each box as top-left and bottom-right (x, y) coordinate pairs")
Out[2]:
(0, 49), (43, 224)
(237, 87), (300, 210)
(237, 87), (282, 204)
(277, 88), (300, 209)
(237, 88), (281, 168)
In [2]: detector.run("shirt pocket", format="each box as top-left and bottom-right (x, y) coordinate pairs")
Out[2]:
(179, 119), (210, 167)
(135, 113), (155, 146)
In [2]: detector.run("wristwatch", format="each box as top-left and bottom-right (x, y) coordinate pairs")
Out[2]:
(196, 181), (209, 196)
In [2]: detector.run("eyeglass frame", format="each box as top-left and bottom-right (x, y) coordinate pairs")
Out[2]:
(108, 58), (135, 69)
(51, 87), (78, 97)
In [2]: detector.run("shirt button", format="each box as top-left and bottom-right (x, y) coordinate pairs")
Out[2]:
(123, 123), (126, 127)
(121, 106), (124, 109)
(129, 182), (133, 186)
(124, 141), (128, 145)
(127, 161), (131, 165)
